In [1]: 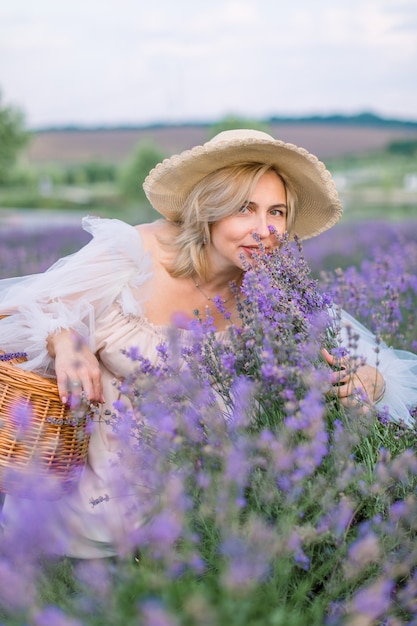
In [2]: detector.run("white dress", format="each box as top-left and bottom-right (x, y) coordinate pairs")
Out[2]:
(0, 216), (416, 558)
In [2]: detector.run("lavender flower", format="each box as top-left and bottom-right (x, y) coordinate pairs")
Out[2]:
(32, 606), (84, 626)
(350, 577), (394, 621)
(1, 219), (417, 623)
(140, 601), (179, 626)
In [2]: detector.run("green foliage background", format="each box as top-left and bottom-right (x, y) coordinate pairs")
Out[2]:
(0, 100), (416, 227)
(0, 91), (29, 184)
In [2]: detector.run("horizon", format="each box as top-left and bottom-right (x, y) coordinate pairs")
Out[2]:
(30, 111), (417, 134)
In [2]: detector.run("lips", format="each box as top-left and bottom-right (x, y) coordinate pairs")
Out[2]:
(241, 245), (260, 254)
(241, 245), (269, 257)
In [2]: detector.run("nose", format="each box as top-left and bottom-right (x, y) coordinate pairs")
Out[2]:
(252, 214), (272, 239)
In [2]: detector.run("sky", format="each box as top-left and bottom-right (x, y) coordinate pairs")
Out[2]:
(1, 0), (417, 129)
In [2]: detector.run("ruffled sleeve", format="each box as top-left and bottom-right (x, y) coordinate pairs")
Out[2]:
(0, 216), (153, 376)
(334, 308), (417, 427)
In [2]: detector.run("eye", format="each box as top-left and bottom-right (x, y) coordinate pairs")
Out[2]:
(270, 207), (287, 218)
(237, 203), (251, 214)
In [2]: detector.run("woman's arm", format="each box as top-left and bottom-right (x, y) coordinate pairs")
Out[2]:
(330, 308), (417, 426)
(0, 216), (153, 379)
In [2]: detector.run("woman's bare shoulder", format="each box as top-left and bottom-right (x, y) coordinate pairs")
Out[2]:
(134, 220), (177, 254)
(135, 219), (173, 236)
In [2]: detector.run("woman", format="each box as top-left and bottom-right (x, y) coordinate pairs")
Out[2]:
(0, 129), (416, 558)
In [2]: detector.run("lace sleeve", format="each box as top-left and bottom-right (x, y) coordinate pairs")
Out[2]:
(0, 216), (153, 376)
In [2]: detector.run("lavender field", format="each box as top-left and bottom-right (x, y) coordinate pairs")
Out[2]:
(1, 217), (417, 625)
(2, 217), (416, 350)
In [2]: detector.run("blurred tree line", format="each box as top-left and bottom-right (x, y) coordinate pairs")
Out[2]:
(0, 91), (29, 184)
(387, 139), (417, 156)
(0, 93), (270, 219)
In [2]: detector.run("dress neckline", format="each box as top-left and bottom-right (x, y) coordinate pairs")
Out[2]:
(118, 302), (233, 338)
(121, 305), (233, 340)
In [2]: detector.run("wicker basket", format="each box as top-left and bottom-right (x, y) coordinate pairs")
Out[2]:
(0, 352), (92, 496)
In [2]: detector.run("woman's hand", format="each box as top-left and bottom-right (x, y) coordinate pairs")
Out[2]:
(321, 348), (385, 408)
(47, 329), (104, 405)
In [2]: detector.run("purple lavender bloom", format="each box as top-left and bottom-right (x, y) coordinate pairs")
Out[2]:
(0, 472), (80, 558)
(125, 345), (142, 361)
(221, 527), (274, 590)
(388, 499), (410, 522)
(346, 532), (380, 571)
(294, 549), (310, 571)
(141, 600), (179, 626)
(138, 510), (183, 555)
(287, 530), (310, 571)
(318, 496), (355, 539)
(75, 558), (112, 597)
(311, 220), (417, 350)
(0, 557), (37, 612)
(32, 606), (84, 626)
(350, 577), (394, 620)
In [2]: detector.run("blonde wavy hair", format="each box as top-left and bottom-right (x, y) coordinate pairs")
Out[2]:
(163, 162), (296, 279)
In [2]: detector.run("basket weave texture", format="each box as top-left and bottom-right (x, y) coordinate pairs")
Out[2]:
(0, 353), (91, 495)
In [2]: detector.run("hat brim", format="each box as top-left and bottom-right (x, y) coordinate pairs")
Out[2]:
(143, 134), (342, 240)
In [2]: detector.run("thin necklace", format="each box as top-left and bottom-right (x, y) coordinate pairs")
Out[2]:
(193, 273), (242, 304)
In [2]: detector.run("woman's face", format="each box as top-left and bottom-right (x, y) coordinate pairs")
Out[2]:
(208, 170), (287, 272)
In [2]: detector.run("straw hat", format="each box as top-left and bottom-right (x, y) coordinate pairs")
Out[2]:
(143, 128), (343, 240)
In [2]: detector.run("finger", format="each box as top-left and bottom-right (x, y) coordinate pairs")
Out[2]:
(329, 369), (348, 385)
(334, 388), (364, 406)
(68, 379), (84, 408)
(56, 372), (72, 405)
(77, 366), (103, 403)
(90, 367), (104, 403)
(57, 376), (83, 407)
(81, 377), (103, 404)
(95, 378), (105, 404)
(330, 376), (362, 399)
(329, 382), (349, 399)
(339, 396), (359, 408)
(321, 348), (335, 366)
(339, 379), (364, 398)
(322, 349), (349, 372)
